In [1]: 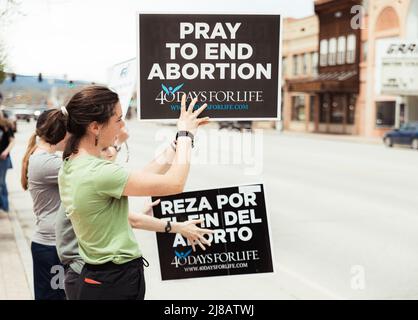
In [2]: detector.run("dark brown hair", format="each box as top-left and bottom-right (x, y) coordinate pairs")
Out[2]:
(63, 86), (119, 159)
(0, 110), (13, 130)
(21, 109), (67, 190)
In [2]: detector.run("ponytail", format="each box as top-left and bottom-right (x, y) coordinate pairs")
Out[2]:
(21, 108), (67, 191)
(21, 133), (37, 190)
(63, 134), (81, 159)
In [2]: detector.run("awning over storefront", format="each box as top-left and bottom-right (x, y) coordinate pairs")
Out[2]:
(287, 70), (359, 93)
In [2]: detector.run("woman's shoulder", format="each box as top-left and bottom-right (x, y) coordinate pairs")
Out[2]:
(90, 157), (124, 173)
(63, 155), (119, 173)
(30, 152), (62, 173)
(31, 151), (61, 161)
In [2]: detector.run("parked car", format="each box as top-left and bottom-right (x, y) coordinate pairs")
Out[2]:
(1, 109), (17, 132)
(383, 122), (418, 149)
(218, 121), (253, 132)
(13, 104), (34, 122)
(236, 121), (253, 131)
(219, 121), (234, 130)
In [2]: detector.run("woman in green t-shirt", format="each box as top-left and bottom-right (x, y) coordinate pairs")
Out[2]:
(58, 86), (213, 300)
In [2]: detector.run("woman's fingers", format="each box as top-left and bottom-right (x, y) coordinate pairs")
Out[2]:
(151, 199), (161, 207)
(195, 239), (206, 251)
(187, 97), (198, 114)
(181, 94), (187, 114)
(199, 235), (211, 246)
(190, 218), (204, 225)
(197, 117), (210, 126)
(199, 227), (215, 235)
(187, 234), (212, 252)
(193, 103), (208, 117)
(143, 199), (160, 216)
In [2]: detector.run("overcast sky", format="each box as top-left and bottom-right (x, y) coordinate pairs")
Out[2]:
(2, 0), (314, 83)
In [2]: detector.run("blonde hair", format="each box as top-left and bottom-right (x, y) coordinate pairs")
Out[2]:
(21, 133), (37, 190)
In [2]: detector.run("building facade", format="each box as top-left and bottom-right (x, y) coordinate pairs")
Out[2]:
(282, 15), (319, 132)
(362, 0), (418, 137)
(283, 0), (418, 137)
(284, 0), (362, 134)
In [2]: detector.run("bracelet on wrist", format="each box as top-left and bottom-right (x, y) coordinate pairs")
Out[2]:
(165, 220), (172, 233)
(175, 131), (194, 148)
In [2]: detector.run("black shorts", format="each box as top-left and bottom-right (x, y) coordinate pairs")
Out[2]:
(77, 257), (147, 300)
(31, 242), (66, 300)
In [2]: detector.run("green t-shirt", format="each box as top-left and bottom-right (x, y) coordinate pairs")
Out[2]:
(58, 155), (141, 265)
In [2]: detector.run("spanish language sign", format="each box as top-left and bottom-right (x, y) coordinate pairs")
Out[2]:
(138, 13), (281, 120)
(152, 184), (274, 280)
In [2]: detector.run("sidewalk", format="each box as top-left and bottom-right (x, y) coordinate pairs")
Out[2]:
(0, 156), (34, 300)
(0, 210), (32, 300)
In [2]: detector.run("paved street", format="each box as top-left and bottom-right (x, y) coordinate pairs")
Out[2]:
(5, 119), (418, 299)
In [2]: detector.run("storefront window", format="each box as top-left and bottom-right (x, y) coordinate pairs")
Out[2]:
(303, 53), (309, 75)
(320, 94), (330, 123)
(347, 94), (357, 124)
(291, 95), (305, 121)
(337, 36), (346, 65)
(330, 94), (345, 124)
(293, 55), (298, 76)
(320, 39), (328, 66)
(376, 101), (396, 127)
(310, 95), (315, 122)
(347, 34), (356, 64)
(298, 55), (304, 75)
(328, 38), (337, 66)
(311, 52), (318, 75)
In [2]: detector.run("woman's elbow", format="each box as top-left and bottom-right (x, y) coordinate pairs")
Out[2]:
(128, 214), (142, 228)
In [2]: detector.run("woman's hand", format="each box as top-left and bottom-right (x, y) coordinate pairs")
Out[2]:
(141, 198), (160, 216)
(101, 128), (130, 161)
(177, 94), (210, 136)
(100, 146), (117, 161)
(115, 127), (129, 146)
(177, 218), (215, 252)
(0, 150), (9, 160)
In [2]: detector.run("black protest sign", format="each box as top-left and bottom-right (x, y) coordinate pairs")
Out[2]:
(152, 184), (274, 280)
(138, 13), (281, 120)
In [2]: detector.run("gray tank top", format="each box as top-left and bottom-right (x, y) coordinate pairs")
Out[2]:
(28, 152), (62, 246)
